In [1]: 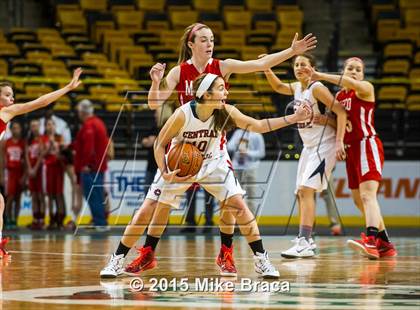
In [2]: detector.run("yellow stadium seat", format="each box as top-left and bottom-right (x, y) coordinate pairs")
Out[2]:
(170, 11), (199, 29)
(137, 0), (165, 11)
(200, 21), (224, 37)
(382, 59), (411, 76)
(414, 51), (420, 65)
(378, 86), (407, 102)
(277, 10), (303, 28)
(116, 11), (144, 32)
(241, 46), (267, 60)
(102, 69), (131, 79)
(396, 27), (420, 43)
(384, 43), (413, 58)
(371, 4), (395, 22)
(193, 0), (220, 12)
(93, 20), (116, 43)
(224, 11), (252, 30)
(25, 85), (54, 95)
(58, 10), (87, 31)
(110, 4), (136, 13)
(108, 40), (134, 62)
(407, 94), (420, 105)
(80, 0), (107, 11)
(409, 68), (420, 80)
(145, 19), (170, 32)
(37, 28), (61, 38)
(82, 52), (108, 63)
(376, 19), (400, 42)
(246, 0), (272, 12)
(221, 30), (246, 47)
(118, 46), (147, 67)
(50, 45), (76, 58)
(405, 9), (420, 27)
(128, 59), (154, 76)
(89, 86), (118, 96)
(0, 60), (7, 77)
(399, 0), (420, 9)
(26, 50), (52, 61)
(0, 43), (20, 57)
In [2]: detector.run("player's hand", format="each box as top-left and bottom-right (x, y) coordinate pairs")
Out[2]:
(67, 68), (83, 90)
(301, 66), (321, 81)
(291, 33), (317, 54)
(162, 169), (191, 183)
(294, 102), (312, 122)
(336, 140), (346, 161)
(150, 63), (166, 83)
(313, 113), (328, 126)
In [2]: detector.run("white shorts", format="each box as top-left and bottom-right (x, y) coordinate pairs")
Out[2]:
(146, 157), (245, 208)
(296, 141), (336, 193)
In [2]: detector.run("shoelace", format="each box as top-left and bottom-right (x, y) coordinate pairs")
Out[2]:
(223, 250), (235, 269)
(107, 255), (122, 271)
(126, 247), (149, 269)
(257, 254), (274, 272)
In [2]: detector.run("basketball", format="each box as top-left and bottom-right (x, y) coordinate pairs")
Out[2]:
(167, 143), (203, 177)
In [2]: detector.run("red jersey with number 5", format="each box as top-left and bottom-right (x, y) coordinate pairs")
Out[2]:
(176, 58), (227, 105)
(5, 138), (25, 170)
(336, 89), (377, 144)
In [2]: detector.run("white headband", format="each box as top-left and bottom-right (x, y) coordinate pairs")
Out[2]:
(196, 73), (219, 99)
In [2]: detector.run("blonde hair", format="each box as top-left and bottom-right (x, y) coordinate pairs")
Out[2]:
(178, 23), (211, 64)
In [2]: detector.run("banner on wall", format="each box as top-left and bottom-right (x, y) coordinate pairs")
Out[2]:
(17, 160), (420, 226)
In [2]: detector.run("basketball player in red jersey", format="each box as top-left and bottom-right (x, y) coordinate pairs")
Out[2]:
(141, 23), (317, 275)
(0, 68), (82, 258)
(26, 119), (47, 230)
(3, 121), (25, 230)
(303, 57), (397, 259)
(43, 118), (66, 230)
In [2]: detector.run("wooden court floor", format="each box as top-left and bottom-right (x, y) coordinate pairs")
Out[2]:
(1, 235), (419, 309)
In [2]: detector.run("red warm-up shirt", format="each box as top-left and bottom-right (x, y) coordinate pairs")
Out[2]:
(74, 116), (109, 173)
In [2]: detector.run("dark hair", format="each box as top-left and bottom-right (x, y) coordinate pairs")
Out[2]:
(178, 23), (211, 64)
(192, 74), (236, 132)
(0, 81), (13, 93)
(292, 53), (317, 68)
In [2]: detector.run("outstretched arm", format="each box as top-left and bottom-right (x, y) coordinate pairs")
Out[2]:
(220, 33), (317, 77)
(313, 85), (347, 160)
(0, 68), (82, 123)
(263, 69), (295, 95)
(153, 109), (190, 182)
(224, 104), (311, 134)
(148, 64), (180, 110)
(304, 67), (374, 99)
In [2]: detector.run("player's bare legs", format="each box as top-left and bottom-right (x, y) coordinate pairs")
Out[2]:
(347, 180), (396, 259)
(351, 188), (385, 231)
(282, 186), (316, 258)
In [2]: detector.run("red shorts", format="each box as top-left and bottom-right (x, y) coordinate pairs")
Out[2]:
(345, 136), (384, 189)
(29, 169), (43, 193)
(6, 168), (23, 196)
(44, 163), (64, 195)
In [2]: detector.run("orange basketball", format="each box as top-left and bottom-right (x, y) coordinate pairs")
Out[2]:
(167, 143), (203, 177)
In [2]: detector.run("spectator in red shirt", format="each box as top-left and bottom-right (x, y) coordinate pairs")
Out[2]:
(25, 119), (47, 230)
(74, 99), (109, 227)
(43, 118), (66, 230)
(3, 121), (25, 230)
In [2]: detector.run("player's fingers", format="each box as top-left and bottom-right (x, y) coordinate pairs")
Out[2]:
(293, 32), (298, 42)
(303, 33), (313, 41)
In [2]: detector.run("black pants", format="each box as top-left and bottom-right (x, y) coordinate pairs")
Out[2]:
(185, 188), (215, 226)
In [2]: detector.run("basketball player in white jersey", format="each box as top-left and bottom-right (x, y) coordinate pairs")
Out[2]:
(100, 73), (312, 278)
(263, 54), (347, 257)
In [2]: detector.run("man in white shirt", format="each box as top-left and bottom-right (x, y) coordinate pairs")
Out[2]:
(227, 129), (265, 215)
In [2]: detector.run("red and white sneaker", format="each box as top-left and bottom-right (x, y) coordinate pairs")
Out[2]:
(0, 237), (10, 259)
(347, 233), (379, 260)
(124, 246), (157, 276)
(377, 238), (398, 258)
(216, 245), (237, 276)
